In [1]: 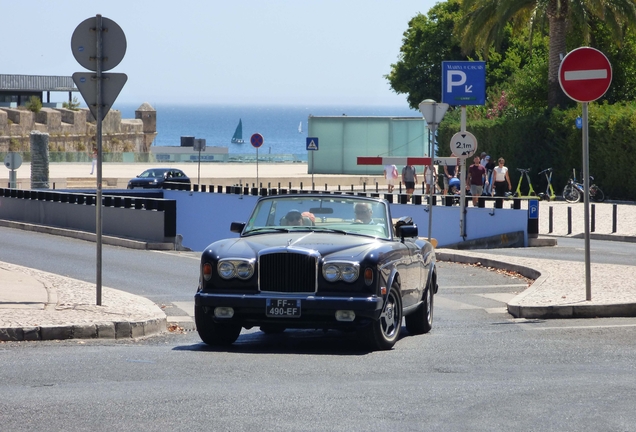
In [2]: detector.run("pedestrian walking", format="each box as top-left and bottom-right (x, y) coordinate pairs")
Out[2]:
(402, 164), (417, 201)
(384, 164), (398, 193)
(493, 157), (512, 197)
(424, 165), (437, 194)
(442, 154), (459, 195)
(467, 156), (488, 206)
(89, 148), (97, 175)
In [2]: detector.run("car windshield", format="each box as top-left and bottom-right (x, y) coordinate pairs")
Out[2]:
(243, 196), (391, 239)
(138, 169), (166, 179)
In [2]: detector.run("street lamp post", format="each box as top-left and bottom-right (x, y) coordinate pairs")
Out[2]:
(418, 100), (449, 242)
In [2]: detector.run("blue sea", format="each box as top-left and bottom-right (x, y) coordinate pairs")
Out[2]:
(114, 103), (418, 160)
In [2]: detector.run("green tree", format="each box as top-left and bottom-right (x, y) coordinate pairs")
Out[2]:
(385, 0), (466, 109)
(459, 0), (636, 109)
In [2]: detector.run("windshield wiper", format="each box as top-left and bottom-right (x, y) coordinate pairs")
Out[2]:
(242, 227), (290, 236)
(308, 227), (349, 235)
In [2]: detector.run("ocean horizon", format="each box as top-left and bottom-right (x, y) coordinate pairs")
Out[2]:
(112, 103), (420, 158)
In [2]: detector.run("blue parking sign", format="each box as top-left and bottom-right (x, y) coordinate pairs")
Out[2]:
(442, 61), (486, 106)
(528, 199), (539, 220)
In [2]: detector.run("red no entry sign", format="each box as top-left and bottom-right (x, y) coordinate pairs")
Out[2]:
(559, 47), (612, 103)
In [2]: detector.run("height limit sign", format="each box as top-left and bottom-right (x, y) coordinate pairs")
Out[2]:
(450, 131), (477, 159)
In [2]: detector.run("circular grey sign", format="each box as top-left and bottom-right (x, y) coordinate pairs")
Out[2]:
(71, 16), (127, 72)
(4, 152), (23, 170)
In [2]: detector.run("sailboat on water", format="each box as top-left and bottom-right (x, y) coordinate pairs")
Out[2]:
(298, 121), (303, 133)
(231, 119), (244, 144)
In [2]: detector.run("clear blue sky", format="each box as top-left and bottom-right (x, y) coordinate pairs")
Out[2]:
(4, 0), (438, 108)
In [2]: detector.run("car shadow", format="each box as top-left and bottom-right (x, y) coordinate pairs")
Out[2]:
(172, 327), (410, 355)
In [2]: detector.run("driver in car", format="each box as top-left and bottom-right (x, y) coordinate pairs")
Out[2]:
(354, 203), (375, 224)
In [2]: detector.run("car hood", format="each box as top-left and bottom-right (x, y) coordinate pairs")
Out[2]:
(207, 231), (388, 260)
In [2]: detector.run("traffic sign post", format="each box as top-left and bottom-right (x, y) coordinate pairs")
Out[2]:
(419, 100), (449, 242)
(251, 133), (264, 186)
(194, 138), (206, 186)
(71, 14), (127, 306)
(4, 152), (22, 189)
(306, 137), (319, 187)
(559, 46), (613, 301)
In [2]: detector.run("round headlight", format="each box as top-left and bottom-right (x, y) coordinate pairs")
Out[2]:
(323, 264), (341, 282)
(341, 265), (359, 283)
(236, 262), (254, 279)
(218, 261), (236, 279)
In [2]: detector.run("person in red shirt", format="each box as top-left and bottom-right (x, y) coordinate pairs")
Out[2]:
(466, 156), (488, 206)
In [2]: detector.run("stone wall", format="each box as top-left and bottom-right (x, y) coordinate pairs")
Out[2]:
(0, 103), (156, 154)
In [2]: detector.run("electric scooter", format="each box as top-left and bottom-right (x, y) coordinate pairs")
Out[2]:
(513, 168), (536, 197)
(537, 168), (556, 201)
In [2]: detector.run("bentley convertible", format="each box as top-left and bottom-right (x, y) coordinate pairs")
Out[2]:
(194, 194), (438, 350)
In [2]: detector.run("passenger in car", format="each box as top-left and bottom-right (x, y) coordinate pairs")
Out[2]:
(281, 210), (304, 226)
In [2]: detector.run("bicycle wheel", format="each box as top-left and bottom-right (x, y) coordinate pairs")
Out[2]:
(590, 185), (605, 202)
(563, 184), (581, 203)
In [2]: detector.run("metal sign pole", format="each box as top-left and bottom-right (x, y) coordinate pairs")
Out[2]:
(582, 102), (592, 300)
(427, 110), (436, 242)
(95, 14), (103, 306)
(459, 106), (467, 238)
(256, 148), (259, 187)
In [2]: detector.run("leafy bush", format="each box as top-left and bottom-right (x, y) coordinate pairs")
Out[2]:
(63, 97), (81, 111)
(438, 103), (636, 200)
(25, 96), (42, 113)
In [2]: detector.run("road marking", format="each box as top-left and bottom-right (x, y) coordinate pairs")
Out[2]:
(485, 307), (509, 314)
(477, 293), (517, 303)
(443, 284), (528, 289)
(434, 297), (481, 310)
(524, 323), (636, 331)
(151, 250), (200, 260)
(173, 301), (195, 316)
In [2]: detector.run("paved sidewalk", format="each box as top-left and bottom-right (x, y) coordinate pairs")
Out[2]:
(1, 162), (636, 341)
(0, 261), (165, 341)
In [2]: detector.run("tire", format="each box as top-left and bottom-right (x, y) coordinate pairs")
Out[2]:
(195, 305), (241, 346)
(362, 284), (402, 351)
(562, 184), (581, 203)
(405, 271), (435, 335)
(590, 185), (605, 202)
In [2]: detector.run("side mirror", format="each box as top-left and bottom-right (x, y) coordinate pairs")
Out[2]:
(398, 224), (418, 239)
(230, 222), (246, 233)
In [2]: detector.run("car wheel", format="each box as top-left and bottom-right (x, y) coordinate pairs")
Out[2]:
(405, 271), (435, 335)
(195, 305), (241, 346)
(362, 283), (402, 350)
(260, 325), (285, 334)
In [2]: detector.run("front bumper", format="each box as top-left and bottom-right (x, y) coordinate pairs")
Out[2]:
(195, 292), (383, 329)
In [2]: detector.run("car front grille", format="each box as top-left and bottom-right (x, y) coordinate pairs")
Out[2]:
(259, 252), (317, 293)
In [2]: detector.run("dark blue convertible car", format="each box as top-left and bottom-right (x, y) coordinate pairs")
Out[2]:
(194, 194), (438, 350)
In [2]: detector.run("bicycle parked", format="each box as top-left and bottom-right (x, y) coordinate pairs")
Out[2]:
(562, 168), (605, 203)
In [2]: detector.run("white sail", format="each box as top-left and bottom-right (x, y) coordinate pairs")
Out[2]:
(298, 121), (302, 133)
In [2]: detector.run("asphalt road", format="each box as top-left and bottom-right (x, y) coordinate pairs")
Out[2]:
(2, 228), (636, 431)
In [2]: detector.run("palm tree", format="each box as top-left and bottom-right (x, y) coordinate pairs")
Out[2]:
(459, 0), (636, 109)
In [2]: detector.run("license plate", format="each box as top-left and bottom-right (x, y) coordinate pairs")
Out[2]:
(266, 299), (301, 318)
